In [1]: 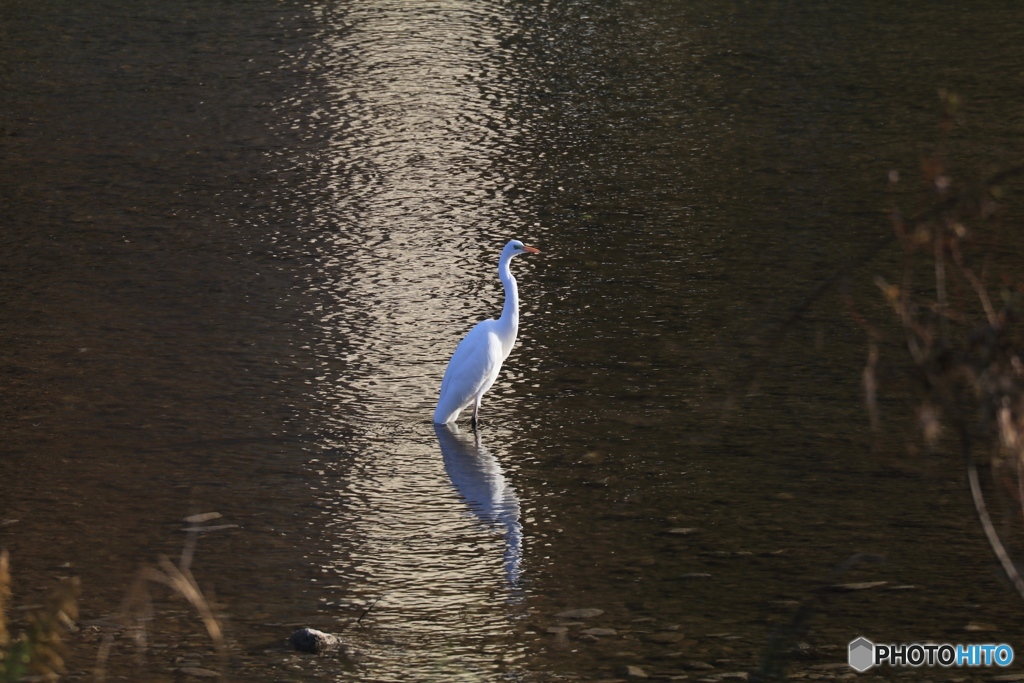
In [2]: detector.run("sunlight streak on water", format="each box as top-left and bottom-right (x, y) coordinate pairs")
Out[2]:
(279, 1), (543, 678)
(298, 0), (544, 424)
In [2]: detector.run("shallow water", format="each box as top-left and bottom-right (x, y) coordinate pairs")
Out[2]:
(2, 0), (1024, 681)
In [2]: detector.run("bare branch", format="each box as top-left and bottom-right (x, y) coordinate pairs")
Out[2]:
(968, 458), (1024, 601)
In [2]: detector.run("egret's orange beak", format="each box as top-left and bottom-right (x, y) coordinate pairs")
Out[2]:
(524, 245), (540, 254)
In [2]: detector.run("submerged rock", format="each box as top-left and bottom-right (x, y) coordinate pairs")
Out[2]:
(289, 628), (344, 654)
(555, 608), (604, 619)
(965, 621), (998, 632)
(581, 627), (617, 637)
(177, 667), (221, 679)
(680, 661), (716, 670)
(622, 664), (649, 678)
(830, 581), (887, 591)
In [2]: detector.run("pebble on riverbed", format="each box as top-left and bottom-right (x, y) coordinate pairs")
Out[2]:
(618, 664), (649, 678)
(829, 581), (887, 591)
(581, 627), (618, 637)
(555, 608), (605, 619)
(176, 667), (221, 679)
(679, 661), (715, 670)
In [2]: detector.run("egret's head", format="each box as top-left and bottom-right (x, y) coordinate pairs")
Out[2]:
(507, 239), (541, 256)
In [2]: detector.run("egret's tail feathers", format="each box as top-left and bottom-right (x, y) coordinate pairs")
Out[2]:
(433, 401), (464, 425)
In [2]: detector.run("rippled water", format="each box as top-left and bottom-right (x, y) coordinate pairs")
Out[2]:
(3, 0), (1024, 681)
(278, 3), (551, 676)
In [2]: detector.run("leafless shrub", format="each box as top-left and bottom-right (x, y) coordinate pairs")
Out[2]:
(863, 92), (1024, 599)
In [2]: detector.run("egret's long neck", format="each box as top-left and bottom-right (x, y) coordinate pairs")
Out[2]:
(496, 253), (519, 354)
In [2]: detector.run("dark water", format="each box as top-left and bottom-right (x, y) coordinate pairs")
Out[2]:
(3, 1), (1024, 681)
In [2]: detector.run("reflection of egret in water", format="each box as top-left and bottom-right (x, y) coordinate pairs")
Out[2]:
(435, 423), (523, 589)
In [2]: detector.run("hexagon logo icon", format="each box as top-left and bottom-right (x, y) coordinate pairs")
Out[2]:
(848, 637), (875, 672)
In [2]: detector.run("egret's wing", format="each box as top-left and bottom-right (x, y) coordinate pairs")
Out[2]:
(436, 320), (503, 420)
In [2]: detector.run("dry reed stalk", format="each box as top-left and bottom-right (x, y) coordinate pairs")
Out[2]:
(0, 551), (79, 683)
(94, 516), (228, 682)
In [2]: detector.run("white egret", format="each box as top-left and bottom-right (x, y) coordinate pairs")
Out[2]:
(433, 239), (540, 427)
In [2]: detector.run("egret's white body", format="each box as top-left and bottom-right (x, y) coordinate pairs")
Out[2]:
(433, 240), (539, 426)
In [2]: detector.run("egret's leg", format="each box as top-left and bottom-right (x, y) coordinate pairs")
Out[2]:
(471, 399), (481, 430)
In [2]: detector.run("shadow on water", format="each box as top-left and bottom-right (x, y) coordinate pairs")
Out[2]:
(435, 422), (524, 592)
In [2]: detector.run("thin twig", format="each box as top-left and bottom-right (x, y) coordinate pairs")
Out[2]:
(356, 593), (387, 627)
(1016, 444), (1024, 533)
(935, 222), (949, 342)
(951, 245), (998, 327)
(863, 341), (880, 433)
(967, 457), (1024, 601)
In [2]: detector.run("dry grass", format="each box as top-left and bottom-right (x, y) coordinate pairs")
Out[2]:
(93, 513), (229, 682)
(0, 550), (80, 683)
(1, 513), (230, 682)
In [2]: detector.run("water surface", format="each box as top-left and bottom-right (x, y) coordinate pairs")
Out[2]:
(2, 0), (1024, 681)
